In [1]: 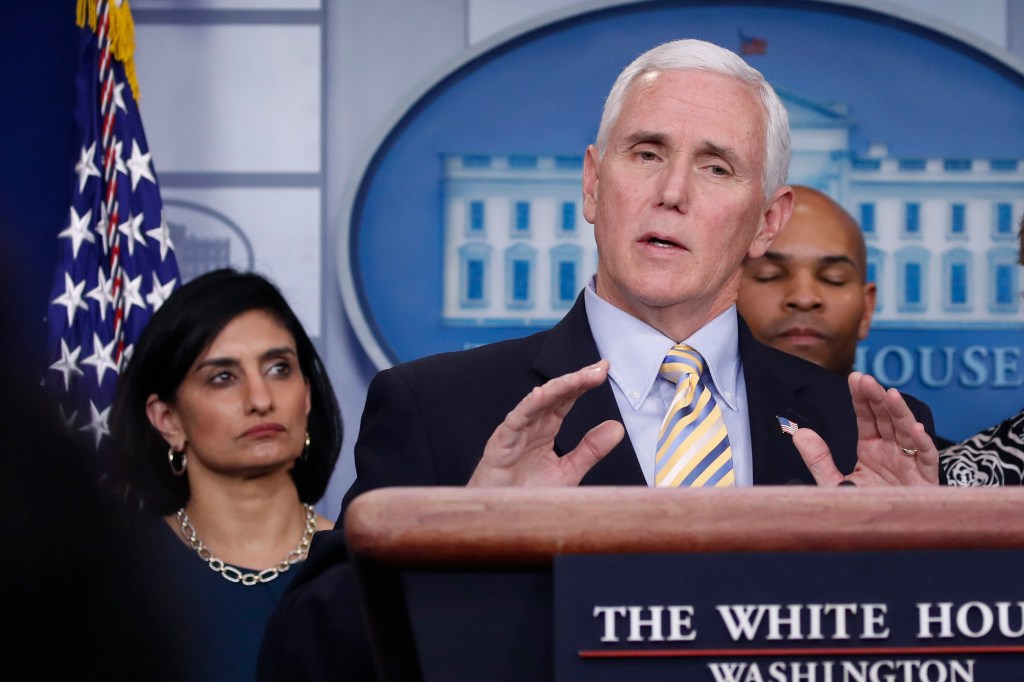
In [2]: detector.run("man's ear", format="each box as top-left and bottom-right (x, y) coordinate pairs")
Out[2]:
(145, 394), (184, 450)
(748, 185), (794, 259)
(582, 145), (600, 225)
(858, 282), (878, 340)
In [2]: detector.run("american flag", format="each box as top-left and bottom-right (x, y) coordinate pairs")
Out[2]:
(777, 416), (800, 436)
(738, 30), (767, 56)
(45, 0), (179, 449)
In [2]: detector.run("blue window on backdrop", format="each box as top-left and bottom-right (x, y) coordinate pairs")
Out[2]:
(509, 155), (537, 168)
(860, 203), (875, 235)
(459, 242), (491, 308)
(950, 203), (965, 236)
(558, 261), (576, 302)
(996, 263), (1013, 306)
(505, 244), (536, 309)
(466, 260), (484, 301)
(561, 202), (576, 232)
(897, 247), (928, 312)
(866, 247), (884, 313)
(515, 201), (530, 233)
(555, 156), (583, 169)
(905, 262), (921, 304)
(996, 203), (1013, 237)
(550, 244), (581, 310)
(469, 200), (485, 232)
(512, 260), (530, 301)
(949, 263), (967, 305)
(905, 202), (920, 235)
(463, 155), (491, 168)
(989, 248), (1020, 312)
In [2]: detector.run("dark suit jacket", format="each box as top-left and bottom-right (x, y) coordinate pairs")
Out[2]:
(257, 294), (936, 681)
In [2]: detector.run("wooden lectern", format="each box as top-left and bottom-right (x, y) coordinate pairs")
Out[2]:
(345, 486), (1024, 682)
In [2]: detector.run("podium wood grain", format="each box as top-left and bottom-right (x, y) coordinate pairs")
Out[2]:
(345, 486), (1024, 567)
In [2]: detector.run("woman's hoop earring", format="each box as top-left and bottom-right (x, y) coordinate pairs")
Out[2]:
(168, 446), (187, 476)
(301, 431), (310, 461)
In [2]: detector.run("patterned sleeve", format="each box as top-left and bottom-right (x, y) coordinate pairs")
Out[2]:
(939, 409), (1024, 486)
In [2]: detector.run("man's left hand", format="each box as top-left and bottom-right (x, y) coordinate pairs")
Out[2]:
(793, 371), (939, 486)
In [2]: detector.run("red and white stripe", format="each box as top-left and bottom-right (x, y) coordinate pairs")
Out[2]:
(93, 0), (128, 369)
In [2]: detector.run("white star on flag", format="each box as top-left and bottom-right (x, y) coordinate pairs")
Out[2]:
(58, 207), (95, 259)
(118, 211), (147, 256)
(146, 273), (178, 312)
(82, 333), (120, 384)
(52, 272), (89, 325)
(121, 344), (135, 368)
(87, 269), (115, 321)
(94, 202), (110, 256)
(80, 400), (112, 449)
(113, 139), (127, 178)
(125, 139), (155, 190)
(112, 80), (127, 113)
(50, 339), (85, 390)
(58, 404), (78, 431)
(75, 142), (101, 192)
(146, 211), (176, 261)
(121, 273), (148, 320)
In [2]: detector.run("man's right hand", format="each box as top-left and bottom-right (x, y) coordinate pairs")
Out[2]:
(467, 359), (625, 487)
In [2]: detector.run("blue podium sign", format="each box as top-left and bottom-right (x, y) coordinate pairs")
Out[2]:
(555, 549), (1024, 681)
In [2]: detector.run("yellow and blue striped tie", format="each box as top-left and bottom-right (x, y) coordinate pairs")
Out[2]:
(655, 344), (734, 487)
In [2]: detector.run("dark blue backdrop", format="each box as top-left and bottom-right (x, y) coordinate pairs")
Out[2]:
(0, 2), (77, 376)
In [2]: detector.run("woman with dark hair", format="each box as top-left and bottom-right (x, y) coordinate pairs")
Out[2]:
(110, 268), (342, 682)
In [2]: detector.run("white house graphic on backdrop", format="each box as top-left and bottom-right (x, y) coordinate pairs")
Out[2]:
(442, 91), (1024, 330)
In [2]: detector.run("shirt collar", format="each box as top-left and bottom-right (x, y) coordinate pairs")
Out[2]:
(584, 277), (741, 412)
(684, 305), (740, 411)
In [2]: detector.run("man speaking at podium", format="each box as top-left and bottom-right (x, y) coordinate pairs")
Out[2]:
(258, 38), (939, 680)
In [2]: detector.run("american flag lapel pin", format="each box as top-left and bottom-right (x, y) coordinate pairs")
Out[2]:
(777, 416), (799, 436)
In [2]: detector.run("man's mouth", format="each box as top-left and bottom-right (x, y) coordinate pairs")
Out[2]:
(778, 327), (826, 345)
(643, 234), (681, 248)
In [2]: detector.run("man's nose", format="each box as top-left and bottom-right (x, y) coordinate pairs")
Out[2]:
(784, 271), (824, 310)
(658, 161), (691, 212)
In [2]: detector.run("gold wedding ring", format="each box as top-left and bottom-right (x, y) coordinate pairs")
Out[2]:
(899, 446), (919, 457)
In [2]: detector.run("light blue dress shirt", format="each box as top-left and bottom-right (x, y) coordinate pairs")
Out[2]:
(584, 278), (753, 486)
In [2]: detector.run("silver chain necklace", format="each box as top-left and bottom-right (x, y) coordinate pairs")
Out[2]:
(176, 502), (316, 586)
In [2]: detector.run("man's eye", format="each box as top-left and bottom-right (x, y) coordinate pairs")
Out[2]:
(821, 269), (853, 286)
(751, 267), (783, 282)
(638, 150), (658, 161)
(709, 165), (729, 176)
